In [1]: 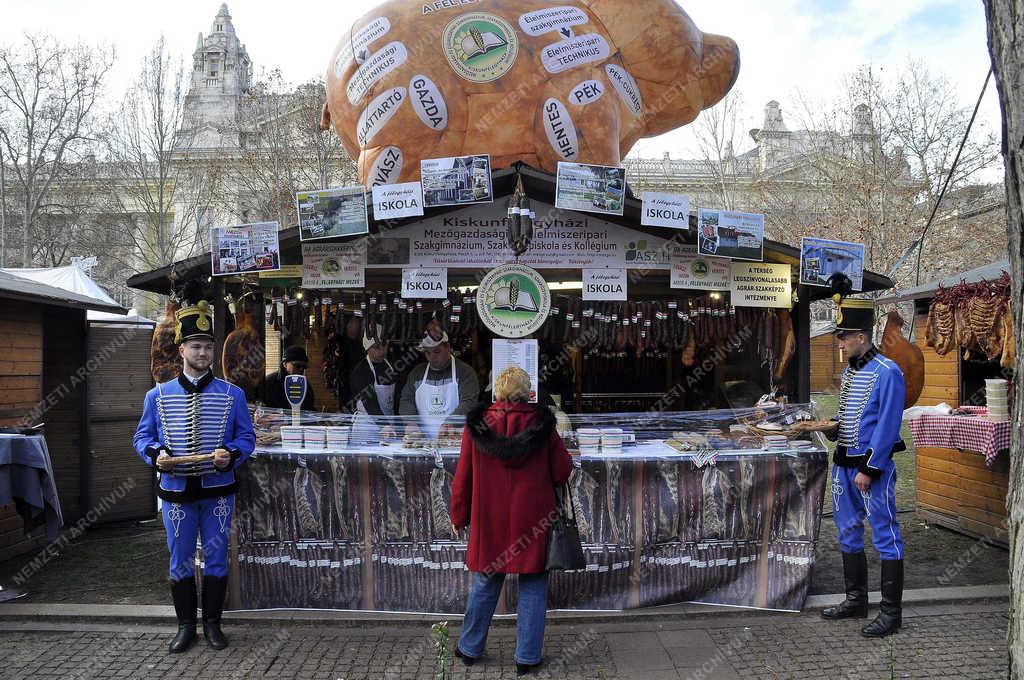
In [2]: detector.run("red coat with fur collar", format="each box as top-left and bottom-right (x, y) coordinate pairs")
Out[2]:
(451, 401), (574, 574)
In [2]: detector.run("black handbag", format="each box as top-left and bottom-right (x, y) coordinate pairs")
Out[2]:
(545, 485), (586, 571)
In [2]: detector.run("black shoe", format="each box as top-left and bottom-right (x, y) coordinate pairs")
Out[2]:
(202, 575), (230, 650)
(822, 551), (868, 620)
(454, 647), (475, 667)
(517, 661), (542, 676)
(169, 577), (197, 654)
(862, 559), (904, 637)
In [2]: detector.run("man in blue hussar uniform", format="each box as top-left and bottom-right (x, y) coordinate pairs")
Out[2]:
(820, 298), (906, 637)
(134, 299), (255, 653)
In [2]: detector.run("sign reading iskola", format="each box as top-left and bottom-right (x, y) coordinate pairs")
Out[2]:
(582, 268), (627, 300)
(641, 192), (690, 229)
(372, 182), (424, 220)
(401, 267), (447, 299)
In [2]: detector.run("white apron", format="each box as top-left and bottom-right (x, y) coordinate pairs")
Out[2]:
(414, 361), (459, 440)
(356, 357), (396, 416)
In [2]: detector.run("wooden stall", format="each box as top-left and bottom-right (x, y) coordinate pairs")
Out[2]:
(810, 320), (842, 393)
(0, 271), (133, 562)
(878, 260), (1013, 546)
(126, 164), (898, 613)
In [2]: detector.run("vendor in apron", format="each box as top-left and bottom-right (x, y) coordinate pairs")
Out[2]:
(398, 327), (479, 440)
(350, 324), (400, 416)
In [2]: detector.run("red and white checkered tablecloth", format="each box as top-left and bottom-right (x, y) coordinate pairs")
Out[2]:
(909, 406), (1011, 466)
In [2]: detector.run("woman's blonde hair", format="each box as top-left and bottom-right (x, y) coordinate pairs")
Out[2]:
(494, 366), (531, 402)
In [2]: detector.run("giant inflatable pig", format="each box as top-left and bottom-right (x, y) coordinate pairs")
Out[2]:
(322, 0), (739, 186)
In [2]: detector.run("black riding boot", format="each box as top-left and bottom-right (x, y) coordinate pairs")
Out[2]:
(169, 577), (197, 654)
(822, 551), (868, 620)
(862, 559), (903, 637)
(202, 575), (230, 649)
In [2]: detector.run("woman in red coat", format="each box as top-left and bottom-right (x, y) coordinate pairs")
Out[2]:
(451, 366), (574, 676)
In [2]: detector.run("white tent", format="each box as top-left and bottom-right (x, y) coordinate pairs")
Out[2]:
(0, 265), (150, 322)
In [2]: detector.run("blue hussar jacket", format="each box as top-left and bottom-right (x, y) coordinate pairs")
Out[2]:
(133, 372), (255, 502)
(832, 347), (906, 478)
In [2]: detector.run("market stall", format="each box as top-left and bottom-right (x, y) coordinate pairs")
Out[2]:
(879, 260), (1015, 546)
(124, 0), (901, 614)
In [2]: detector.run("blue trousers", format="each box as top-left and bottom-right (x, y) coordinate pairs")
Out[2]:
(161, 495), (234, 580)
(458, 572), (549, 665)
(832, 462), (904, 561)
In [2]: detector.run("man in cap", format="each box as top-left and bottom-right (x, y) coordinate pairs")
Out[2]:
(258, 345), (316, 411)
(813, 298), (906, 637)
(133, 299), (256, 653)
(350, 323), (404, 416)
(398, 325), (479, 439)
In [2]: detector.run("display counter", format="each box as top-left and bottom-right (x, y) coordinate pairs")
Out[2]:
(230, 405), (828, 613)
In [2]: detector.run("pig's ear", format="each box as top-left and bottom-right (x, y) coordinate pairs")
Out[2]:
(320, 101), (332, 131)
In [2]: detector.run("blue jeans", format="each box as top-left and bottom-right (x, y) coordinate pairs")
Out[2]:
(458, 571), (549, 665)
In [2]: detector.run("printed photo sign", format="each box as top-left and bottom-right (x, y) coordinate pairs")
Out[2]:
(421, 154), (493, 207)
(697, 208), (765, 261)
(211, 222), (281, 276)
(297, 186), (369, 241)
(555, 162), (625, 216)
(800, 237), (865, 291)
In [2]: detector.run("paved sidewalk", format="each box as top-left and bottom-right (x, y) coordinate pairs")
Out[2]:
(0, 601), (1008, 679)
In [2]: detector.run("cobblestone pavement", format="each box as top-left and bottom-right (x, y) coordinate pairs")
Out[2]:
(0, 602), (1008, 679)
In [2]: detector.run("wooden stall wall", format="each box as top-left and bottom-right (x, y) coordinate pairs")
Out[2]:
(0, 301), (46, 561)
(85, 322), (156, 523)
(913, 312), (960, 408)
(42, 308), (86, 522)
(810, 334), (841, 393)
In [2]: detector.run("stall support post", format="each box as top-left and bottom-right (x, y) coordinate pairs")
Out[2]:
(629, 460), (645, 608)
(360, 457), (375, 610)
(756, 459), (777, 608)
(213, 278), (226, 379)
(796, 285), (811, 403)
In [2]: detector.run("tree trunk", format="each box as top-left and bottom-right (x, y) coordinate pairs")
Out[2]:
(983, 1), (1024, 676)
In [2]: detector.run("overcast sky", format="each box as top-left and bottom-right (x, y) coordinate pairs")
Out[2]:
(0, 0), (1000, 167)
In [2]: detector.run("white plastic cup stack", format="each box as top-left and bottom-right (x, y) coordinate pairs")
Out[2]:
(601, 428), (624, 454)
(326, 426), (350, 450)
(577, 428), (601, 455)
(280, 426), (303, 449)
(985, 379), (1010, 423)
(303, 426), (328, 450)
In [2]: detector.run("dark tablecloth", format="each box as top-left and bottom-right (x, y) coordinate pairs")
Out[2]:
(0, 434), (63, 540)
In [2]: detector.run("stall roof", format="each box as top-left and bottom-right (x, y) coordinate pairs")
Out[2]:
(0, 269), (126, 313)
(127, 163), (894, 299)
(876, 258), (1011, 304)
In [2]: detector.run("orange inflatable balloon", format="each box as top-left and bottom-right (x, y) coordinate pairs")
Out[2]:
(323, 0), (740, 185)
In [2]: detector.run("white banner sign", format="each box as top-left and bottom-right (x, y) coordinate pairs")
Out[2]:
(302, 242), (366, 288)
(641, 192), (690, 229)
(491, 339), (539, 403)
(372, 182), (424, 220)
(670, 250), (730, 290)
(730, 262), (792, 308)
(582, 268), (627, 300)
(401, 267), (448, 298)
(362, 202), (671, 270)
